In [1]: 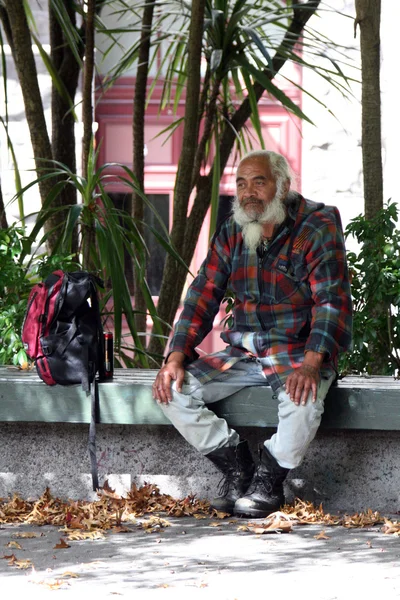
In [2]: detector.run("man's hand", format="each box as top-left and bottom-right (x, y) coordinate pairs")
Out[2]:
(152, 352), (185, 405)
(285, 351), (325, 406)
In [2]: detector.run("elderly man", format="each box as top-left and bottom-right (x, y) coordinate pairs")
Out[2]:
(153, 150), (352, 518)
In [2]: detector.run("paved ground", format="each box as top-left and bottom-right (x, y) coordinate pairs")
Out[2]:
(1, 515), (400, 599)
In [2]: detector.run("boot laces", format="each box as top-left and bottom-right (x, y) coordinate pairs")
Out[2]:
(245, 467), (274, 496)
(216, 470), (237, 498)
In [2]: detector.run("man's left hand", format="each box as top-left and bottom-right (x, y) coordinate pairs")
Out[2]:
(285, 351), (325, 406)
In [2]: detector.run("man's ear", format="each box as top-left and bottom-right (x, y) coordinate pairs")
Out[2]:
(283, 179), (290, 197)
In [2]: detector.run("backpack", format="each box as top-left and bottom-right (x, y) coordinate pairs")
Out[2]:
(22, 270), (106, 491)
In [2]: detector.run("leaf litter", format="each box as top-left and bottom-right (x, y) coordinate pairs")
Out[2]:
(0, 484), (396, 545)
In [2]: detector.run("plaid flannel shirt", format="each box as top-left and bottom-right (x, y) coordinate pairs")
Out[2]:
(168, 193), (353, 392)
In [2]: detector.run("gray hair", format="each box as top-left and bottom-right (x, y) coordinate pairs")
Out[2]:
(238, 150), (293, 189)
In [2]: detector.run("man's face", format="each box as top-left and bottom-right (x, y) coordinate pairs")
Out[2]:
(236, 156), (277, 220)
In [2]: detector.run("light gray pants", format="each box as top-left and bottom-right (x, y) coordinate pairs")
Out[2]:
(158, 359), (335, 469)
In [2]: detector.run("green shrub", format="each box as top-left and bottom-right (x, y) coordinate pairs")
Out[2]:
(339, 201), (400, 376)
(0, 225), (78, 367)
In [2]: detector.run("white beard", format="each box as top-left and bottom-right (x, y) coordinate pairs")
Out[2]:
(232, 190), (287, 252)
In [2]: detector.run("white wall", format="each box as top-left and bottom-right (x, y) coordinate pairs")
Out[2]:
(300, 1), (363, 230)
(381, 2), (400, 206)
(301, 0), (396, 232)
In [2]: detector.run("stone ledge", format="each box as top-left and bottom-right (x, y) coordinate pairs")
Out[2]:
(1, 367), (400, 430)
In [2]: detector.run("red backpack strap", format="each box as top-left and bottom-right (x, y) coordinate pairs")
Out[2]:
(41, 270), (65, 337)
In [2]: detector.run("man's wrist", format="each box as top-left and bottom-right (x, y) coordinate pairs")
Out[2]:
(166, 351), (186, 366)
(303, 350), (325, 370)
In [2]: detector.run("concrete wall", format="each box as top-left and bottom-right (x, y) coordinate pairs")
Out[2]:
(1, 422), (399, 514)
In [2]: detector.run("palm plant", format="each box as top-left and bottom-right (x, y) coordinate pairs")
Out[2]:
(0, 1), (188, 367)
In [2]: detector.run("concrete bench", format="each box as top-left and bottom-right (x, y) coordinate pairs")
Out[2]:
(1, 366), (399, 429)
(1, 366), (400, 513)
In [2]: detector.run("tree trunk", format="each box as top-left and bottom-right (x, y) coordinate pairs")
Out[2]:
(82, 0), (95, 175)
(169, 0), (205, 256)
(355, 0), (383, 375)
(132, 0), (155, 338)
(82, 0), (96, 269)
(148, 0), (320, 358)
(2, 0), (56, 247)
(355, 0), (383, 219)
(49, 0), (82, 254)
(147, 0), (205, 362)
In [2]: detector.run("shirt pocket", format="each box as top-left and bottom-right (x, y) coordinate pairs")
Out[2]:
(270, 260), (311, 305)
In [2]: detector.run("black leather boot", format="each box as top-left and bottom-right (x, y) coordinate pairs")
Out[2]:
(234, 446), (289, 518)
(206, 440), (255, 513)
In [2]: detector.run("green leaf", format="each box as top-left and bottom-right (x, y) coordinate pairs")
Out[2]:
(209, 122), (221, 240)
(240, 26), (274, 73)
(49, 0), (83, 68)
(29, 35), (77, 122)
(210, 49), (223, 73)
(240, 69), (264, 149)
(235, 54), (314, 124)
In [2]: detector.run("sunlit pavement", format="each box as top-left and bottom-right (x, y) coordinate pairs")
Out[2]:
(1, 516), (400, 598)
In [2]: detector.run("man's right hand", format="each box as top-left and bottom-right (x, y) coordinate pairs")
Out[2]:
(152, 352), (186, 405)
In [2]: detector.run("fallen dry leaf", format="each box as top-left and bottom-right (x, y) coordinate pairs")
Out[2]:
(64, 530), (105, 541)
(251, 522), (292, 535)
(14, 559), (32, 569)
(211, 509), (230, 519)
(13, 532), (40, 539)
(252, 527), (269, 535)
(2, 553), (17, 564)
(314, 530), (330, 540)
(6, 541), (22, 549)
(381, 519), (400, 535)
(45, 581), (67, 590)
(60, 571), (79, 579)
(100, 480), (121, 499)
(36, 579), (69, 590)
(246, 513), (293, 534)
(53, 538), (70, 549)
(67, 518), (86, 530)
(209, 522), (221, 527)
(141, 516), (171, 533)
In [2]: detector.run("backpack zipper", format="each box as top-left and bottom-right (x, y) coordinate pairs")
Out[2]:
(21, 289), (39, 334)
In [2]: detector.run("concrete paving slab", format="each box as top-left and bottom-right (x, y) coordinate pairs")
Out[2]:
(1, 516), (400, 599)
